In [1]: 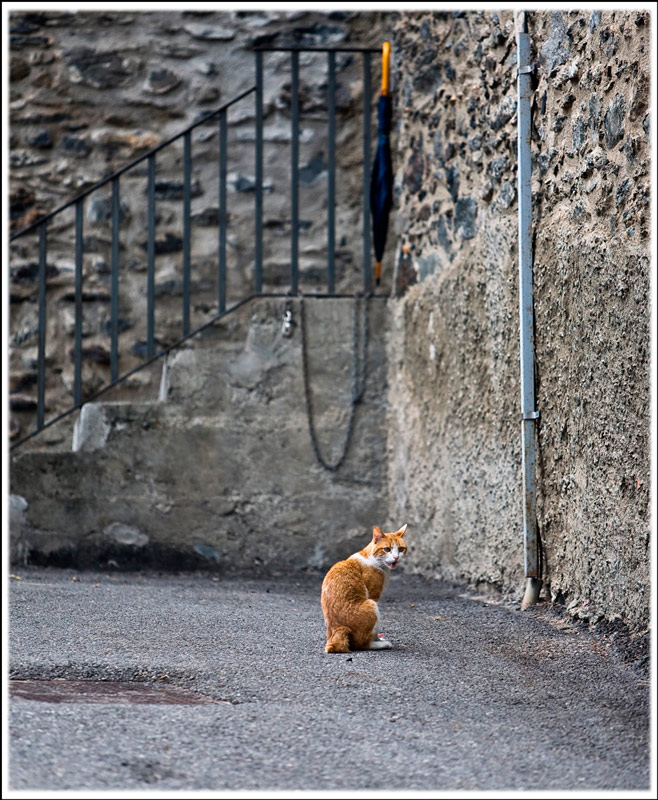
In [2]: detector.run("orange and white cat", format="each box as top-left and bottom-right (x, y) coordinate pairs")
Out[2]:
(321, 524), (408, 653)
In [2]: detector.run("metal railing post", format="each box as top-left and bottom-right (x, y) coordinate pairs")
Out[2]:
(74, 200), (84, 407)
(110, 177), (120, 382)
(255, 50), (263, 294)
(327, 50), (336, 294)
(290, 50), (300, 294)
(219, 109), (227, 313)
(36, 223), (47, 429)
(362, 51), (372, 294)
(147, 154), (156, 358)
(182, 131), (192, 337)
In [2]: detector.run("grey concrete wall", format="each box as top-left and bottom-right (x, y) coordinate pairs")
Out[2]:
(386, 10), (651, 630)
(10, 297), (390, 572)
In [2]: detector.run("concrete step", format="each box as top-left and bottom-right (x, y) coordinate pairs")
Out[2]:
(10, 296), (390, 574)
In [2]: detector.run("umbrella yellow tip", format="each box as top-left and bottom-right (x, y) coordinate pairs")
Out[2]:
(381, 42), (390, 96)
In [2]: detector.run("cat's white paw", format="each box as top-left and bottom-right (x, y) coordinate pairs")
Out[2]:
(369, 638), (393, 650)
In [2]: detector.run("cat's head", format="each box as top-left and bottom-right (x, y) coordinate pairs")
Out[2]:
(370, 524), (408, 570)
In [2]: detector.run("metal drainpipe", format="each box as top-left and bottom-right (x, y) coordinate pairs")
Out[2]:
(516, 13), (542, 610)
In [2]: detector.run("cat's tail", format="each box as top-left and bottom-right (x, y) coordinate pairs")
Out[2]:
(325, 626), (351, 653)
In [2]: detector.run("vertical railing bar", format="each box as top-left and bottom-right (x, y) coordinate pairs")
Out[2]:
(74, 199), (83, 407)
(291, 49), (299, 294)
(255, 50), (263, 294)
(36, 223), (47, 430)
(362, 51), (372, 294)
(327, 50), (336, 294)
(110, 177), (120, 382)
(183, 131), (191, 337)
(219, 109), (227, 314)
(147, 154), (156, 358)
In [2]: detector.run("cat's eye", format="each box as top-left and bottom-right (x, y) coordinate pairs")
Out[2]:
(383, 547), (391, 552)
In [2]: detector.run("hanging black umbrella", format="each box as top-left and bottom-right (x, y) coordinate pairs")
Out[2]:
(370, 41), (393, 287)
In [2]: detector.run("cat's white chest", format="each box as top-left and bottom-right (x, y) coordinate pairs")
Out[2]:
(350, 552), (383, 570)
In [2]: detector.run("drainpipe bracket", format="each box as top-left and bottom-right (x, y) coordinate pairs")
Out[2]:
(521, 410), (540, 421)
(517, 64), (535, 76)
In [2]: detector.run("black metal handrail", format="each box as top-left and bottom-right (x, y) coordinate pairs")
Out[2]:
(9, 86), (257, 244)
(9, 44), (383, 452)
(250, 45), (380, 52)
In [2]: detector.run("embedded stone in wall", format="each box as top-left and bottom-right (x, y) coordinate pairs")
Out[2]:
(152, 179), (203, 200)
(104, 522), (149, 547)
(191, 207), (220, 226)
(11, 56), (31, 81)
(193, 540), (221, 563)
(299, 152), (326, 186)
(11, 152), (48, 168)
(76, 346), (111, 366)
(572, 117), (586, 153)
(87, 195), (130, 225)
(90, 129), (162, 153)
(142, 233), (183, 255)
(10, 394), (37, 412)
(237, 121), (314, 144)
(195, 86), (221, 105)
(183, 22), (236, 40)
(490, 95), (517, 132)
(27, 129), (53, 149)
(603, 94), (626, 148)
(404, 136), (424, 195)
(228, 173), (274, 193)
(453, 197), (478, 239)
(11, 261), (60, 283)
(498, 181), (516, 210)
(436, 214), (451, 250)
(65, 47), (138, 89)
(144, 68), (182, 95)
(540, 11), (571, 72)
(445, 165), (459, 202)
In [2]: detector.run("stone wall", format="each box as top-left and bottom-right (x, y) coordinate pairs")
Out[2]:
(9, 9), (392, 443)
(387, 10), (651, 630)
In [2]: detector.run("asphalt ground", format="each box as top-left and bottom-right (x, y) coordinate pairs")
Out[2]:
(6, 567), (653, 793)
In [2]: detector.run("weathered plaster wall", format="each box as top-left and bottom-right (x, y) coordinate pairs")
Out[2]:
(387, 10), (651, 630)
(9, 9), (391, 442)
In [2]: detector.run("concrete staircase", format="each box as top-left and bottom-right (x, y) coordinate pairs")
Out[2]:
(10, 297), (390, 573)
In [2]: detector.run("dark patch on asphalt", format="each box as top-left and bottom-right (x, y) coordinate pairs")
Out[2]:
(10, 679), (229, 706)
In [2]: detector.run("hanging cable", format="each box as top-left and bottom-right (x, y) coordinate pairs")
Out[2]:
(299, 293), (369, 472)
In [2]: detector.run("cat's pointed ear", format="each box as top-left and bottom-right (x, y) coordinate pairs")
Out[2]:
(372, 526), (384, 543)
(397, 523), (408, 537)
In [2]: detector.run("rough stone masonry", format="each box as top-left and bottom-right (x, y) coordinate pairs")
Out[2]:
(386, 10), (650, 631)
